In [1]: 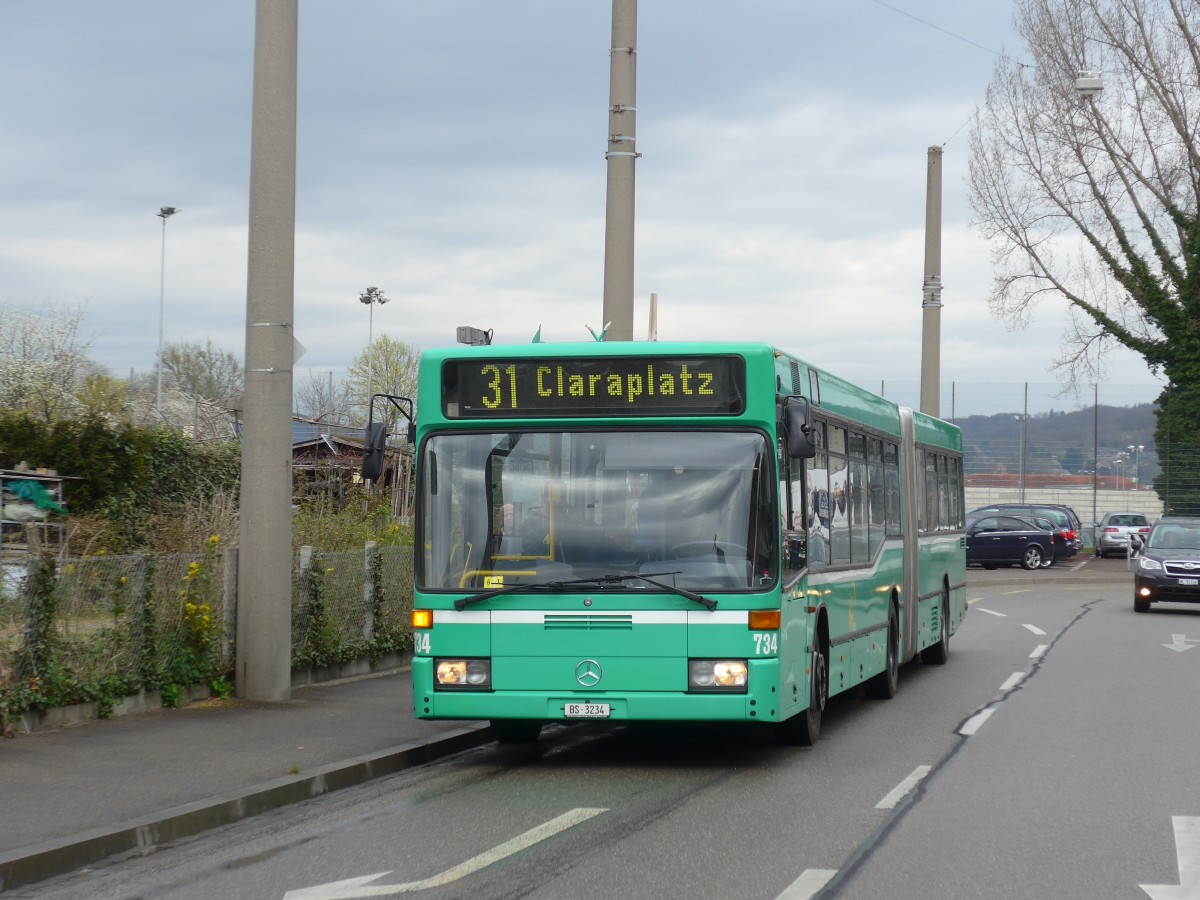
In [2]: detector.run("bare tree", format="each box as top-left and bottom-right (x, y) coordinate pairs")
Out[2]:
(159, 338), (243, 406)
(969, 0), (1199, 505)
(969, 0), (1198, 386)
(294, 369), (358, 425)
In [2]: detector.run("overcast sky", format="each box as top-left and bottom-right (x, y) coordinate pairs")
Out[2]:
(0, 1), (1164, 416)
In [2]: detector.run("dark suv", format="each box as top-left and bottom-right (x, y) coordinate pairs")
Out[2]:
(1133, 516), (1200, 612)
(969, 504), (1083, 557)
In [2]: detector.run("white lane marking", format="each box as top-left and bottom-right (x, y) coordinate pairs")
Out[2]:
(959, 708), (995, 736)
(875, 765), (932, 809)
(776, 868), (838, 899)
(283, 808), (607, 899)
(999, 672), (1026, 691)
(977, 608), (1007, 617)
(1023, 624), (1047, 635)
(1140, 816), (1200, 899)
(1030, 644), (1048, 658)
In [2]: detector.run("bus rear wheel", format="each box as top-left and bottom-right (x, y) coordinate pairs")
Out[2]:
(921, 588), (951, 665)
(490, 719), (543, 744)
(777, 644), (826, 746)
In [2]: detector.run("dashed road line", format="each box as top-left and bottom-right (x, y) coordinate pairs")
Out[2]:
(999, 672), (1026, 691)
(875, 766), (933, 810)
(776, 868), (837, 899)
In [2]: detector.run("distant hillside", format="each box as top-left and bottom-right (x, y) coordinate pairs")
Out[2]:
(949, 403), (1158, 479)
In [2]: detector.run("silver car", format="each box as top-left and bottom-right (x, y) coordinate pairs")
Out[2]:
(1093, 512), (1152, 558)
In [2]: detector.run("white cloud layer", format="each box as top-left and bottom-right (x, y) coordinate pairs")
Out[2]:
(0, 1), (1164, 418)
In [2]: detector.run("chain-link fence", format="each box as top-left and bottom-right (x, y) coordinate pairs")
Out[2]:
(884, 380), (1182, 527)
(0, 542), (415, 726)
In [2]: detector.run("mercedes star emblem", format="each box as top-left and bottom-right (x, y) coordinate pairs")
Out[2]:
(575, 659), (602, 687)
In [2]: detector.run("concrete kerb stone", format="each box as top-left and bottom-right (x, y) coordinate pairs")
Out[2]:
(0, 722), (493, 893)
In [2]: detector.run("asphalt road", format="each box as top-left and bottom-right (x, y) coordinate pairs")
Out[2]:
(15, 560), (1198, 900)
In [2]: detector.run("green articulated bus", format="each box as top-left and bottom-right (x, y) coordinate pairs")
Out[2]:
(403, 341), (966, 745)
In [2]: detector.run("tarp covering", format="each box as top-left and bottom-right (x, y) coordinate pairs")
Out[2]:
(7, 479), (67, 515)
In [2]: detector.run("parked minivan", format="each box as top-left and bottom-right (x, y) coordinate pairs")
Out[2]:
(968, 504), (1084, 556)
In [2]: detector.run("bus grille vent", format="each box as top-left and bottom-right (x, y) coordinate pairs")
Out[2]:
(790, 360), (802, 394)
(543, 614), (634, 630)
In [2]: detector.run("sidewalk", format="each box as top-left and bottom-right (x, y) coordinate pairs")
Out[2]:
(0, 667), (492, 892)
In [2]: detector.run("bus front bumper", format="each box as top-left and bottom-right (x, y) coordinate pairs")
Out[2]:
(412, 656), (796, 723)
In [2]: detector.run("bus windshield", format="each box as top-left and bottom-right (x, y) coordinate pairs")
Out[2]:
(419, 429), (777, 593)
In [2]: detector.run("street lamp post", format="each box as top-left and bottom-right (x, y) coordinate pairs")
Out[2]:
(359, 287), (390, 408)
(156, 206), (179, 424)
(1128, 444), (1144, 490)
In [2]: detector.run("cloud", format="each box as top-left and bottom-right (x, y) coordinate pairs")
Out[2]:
(0, 0), (1162, 415)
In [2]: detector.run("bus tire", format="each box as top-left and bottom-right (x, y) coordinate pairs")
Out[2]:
(921, 587), (951, 665)
(490, 719), (543, 744)
(777, 643), (826, 746)
(866, 604), (899, 699)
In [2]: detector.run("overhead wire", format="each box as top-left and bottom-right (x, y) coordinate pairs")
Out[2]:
(863, 0), (1033, 147)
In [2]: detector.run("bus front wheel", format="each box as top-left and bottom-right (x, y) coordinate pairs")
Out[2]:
(777, 645), (826, 746)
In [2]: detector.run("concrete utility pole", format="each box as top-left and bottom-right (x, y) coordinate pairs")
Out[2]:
(238, 0), (298, 702)
(155, 206), (179, 425)
(919, 145), (943, 418)
(601, 0), (637, 342)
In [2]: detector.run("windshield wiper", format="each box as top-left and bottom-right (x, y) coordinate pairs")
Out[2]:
(454, 580), (559, 610)
(453, 571), (718, 611)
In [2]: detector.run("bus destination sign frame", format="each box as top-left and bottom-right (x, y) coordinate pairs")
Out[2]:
(445, 356), (746, 418)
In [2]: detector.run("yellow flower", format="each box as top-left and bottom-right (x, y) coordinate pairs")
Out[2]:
(209, 534), (220, 545)
(119, 576), (127, 584)
(188, 561), (201, 574)
(186, 603), (196, 614)
(325, 567), (335, 574)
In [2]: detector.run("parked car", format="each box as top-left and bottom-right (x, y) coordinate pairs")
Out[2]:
(1133, 516), (1200, 612)
(1029, 513), (1072, 566)
(966, 514), (1056, 570)
(969, 504), (1083, 556)
(1093, 512), (1152, 558)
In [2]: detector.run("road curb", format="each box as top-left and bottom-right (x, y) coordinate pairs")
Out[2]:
(0, 723), (493, 893)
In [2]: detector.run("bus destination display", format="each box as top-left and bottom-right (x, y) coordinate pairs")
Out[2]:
(447, 356), (746, 417)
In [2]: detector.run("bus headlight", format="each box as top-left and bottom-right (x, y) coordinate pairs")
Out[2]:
(689, 659), (748, 692)
(435, 658), (491, 690)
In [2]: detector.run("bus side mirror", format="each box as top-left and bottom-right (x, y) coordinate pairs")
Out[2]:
(362, 421), (388, 481)
(785, 399), (816, 459)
